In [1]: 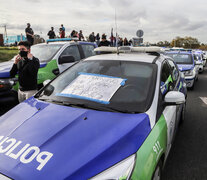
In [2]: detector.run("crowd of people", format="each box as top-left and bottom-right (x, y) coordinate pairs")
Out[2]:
(25, 23), (132, 47)
(46, 24), (132, 47)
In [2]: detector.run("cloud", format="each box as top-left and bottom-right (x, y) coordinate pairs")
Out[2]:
(1, 0), (207, 43)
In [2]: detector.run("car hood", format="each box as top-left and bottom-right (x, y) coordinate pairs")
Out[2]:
(0, 97), (151, 180)
(177, 64), (194, 71)
(0, 61), (47, 78)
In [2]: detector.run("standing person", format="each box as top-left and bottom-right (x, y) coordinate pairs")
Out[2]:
(61, 24), (65, 38)
(47, 27), (56, 39)
(70, 30), (76, 37)
(25, 23), (34, 45)
(79, 30), (84, 41)
(89, 32), (95, 42)
(10, 41), (40, 103)
(123, 37), (129, 46)
(98, 34), (110, 47)
(59, 28), (64, 38)
(96, 33), (100, 45)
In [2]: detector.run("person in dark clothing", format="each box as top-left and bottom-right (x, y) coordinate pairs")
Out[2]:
(10, 41), (40, 102)
(47, 27), (56, 39)
(98, 34), (110, 47)
(123, 37), (129, 46)
(96, 33), (100, 45)
(78, 30), (84, 41)
(89, 32), (96, 42)
(25, 23), (34, 45)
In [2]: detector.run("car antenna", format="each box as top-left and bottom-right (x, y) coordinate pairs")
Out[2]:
(115, 9), (119, 55)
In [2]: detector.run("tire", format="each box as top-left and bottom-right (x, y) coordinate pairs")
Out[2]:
(152, 161), (163, 180)
(180, 102), (186, 124)
(189, 81), (194, 90)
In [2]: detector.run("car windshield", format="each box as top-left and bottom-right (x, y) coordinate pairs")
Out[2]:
(193, 54), (201, 61)
(167, 53), (193, 64)
(31, 44), (63, 62)
(37, 60), (157, 113)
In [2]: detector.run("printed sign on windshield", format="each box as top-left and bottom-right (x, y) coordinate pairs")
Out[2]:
(56, 72), (127, 104)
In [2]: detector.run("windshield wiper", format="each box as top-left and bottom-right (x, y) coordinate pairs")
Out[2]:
(62, 102), (107, 111)
(38, 99), (131, 113)
(98, 106), (131, 113)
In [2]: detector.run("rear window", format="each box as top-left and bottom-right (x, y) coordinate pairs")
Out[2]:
(167, 53), (193, 64)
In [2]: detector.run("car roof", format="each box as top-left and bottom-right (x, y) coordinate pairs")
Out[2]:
(85, 53), (158, 63)
(32, 41), (95, 46)
(165, 51), (192, 55)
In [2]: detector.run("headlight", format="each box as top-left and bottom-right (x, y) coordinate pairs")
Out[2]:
(184, 70), (193, 76)
(0, 78), (17, 91)
(89, 154), (136, 180)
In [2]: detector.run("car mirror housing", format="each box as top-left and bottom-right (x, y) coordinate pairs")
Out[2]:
(58, 55), (75, 64)
(164, 91), (185, 106)
(43, 84), (54, 96)
(43, 79), (51, 86)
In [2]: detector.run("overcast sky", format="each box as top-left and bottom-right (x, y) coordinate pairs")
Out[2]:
(0, 0), (207, 43)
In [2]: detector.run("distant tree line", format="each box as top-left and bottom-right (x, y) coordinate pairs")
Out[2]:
(152, 36), (207, 50)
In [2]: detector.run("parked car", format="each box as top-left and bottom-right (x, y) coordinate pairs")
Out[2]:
(0, 38), (97, 113)
(165, 51), (198, 89)
(0, 47), (187, 180)
(192, 50), (204, 73)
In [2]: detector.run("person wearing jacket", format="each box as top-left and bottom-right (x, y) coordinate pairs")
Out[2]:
(10, 41), (40, 103)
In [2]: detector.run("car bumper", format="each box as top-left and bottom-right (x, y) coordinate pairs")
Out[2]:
(184, 78), (195, 88)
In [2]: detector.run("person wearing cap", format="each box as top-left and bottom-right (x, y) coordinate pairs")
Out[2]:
(10, 41), (40, 102)
(47, 27), (56, 39)
(25, 23), (34, 45)
(98, 34), (110, 47)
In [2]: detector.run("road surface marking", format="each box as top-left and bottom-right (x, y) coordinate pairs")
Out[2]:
(200, 97), (207, 105)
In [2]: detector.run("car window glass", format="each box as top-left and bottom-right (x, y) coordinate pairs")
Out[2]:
(168, 60), (179, 82)
(40, 60), (157, 113)
(160, 61), (174, 95)
(61, 46), (81, 61)
(31, 44), (63, 62)
(167, 53), (193, 64)
(81, 44), (96, 58)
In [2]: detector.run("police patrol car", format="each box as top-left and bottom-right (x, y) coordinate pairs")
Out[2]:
(192, 50), (204, 73)
(0, 46), (187, 180)
(165, 51), (198, 89)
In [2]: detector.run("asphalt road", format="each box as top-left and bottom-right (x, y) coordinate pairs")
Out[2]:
(163, 66), (207, 180)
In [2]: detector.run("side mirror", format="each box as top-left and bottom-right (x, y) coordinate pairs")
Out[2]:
(164, 91), (185, 106)
(43, 84), (54, 96)
(43, 79), (51, 86)
(58, 55), (75, 64)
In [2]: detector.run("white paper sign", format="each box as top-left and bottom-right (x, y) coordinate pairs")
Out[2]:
(56, 72), (126, 104)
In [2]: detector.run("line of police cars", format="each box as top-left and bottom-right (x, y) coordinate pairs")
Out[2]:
(0, 40), (206, 180)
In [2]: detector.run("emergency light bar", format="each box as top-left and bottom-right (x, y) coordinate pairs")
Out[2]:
(94, 47), (117, 52)
(46, 37), (79, 43)
(94, 46), (164, 53)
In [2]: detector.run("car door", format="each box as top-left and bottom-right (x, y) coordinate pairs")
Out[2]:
(160, 60), (177, 157)
(58, 45), (81, 73)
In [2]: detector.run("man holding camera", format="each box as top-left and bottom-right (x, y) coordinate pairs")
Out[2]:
(10, 41), (40, 102)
